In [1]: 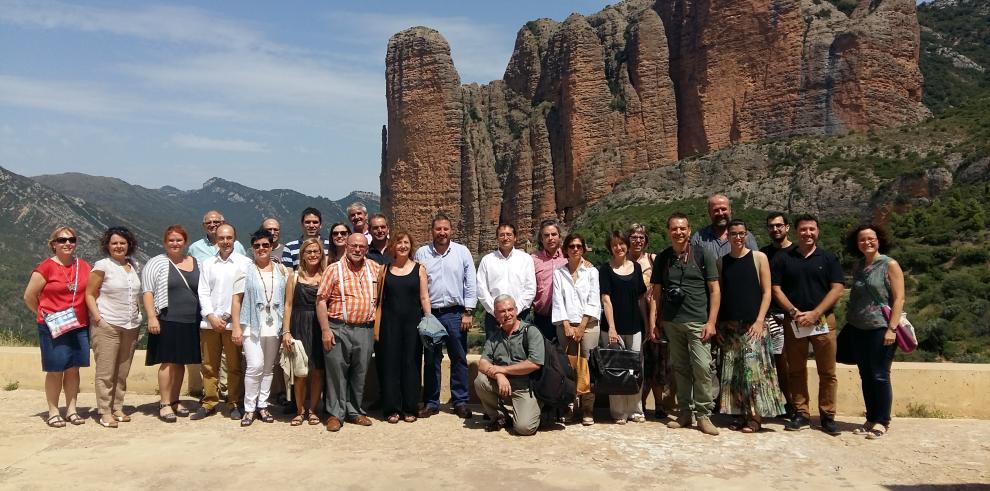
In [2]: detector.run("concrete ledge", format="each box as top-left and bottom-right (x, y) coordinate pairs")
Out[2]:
(1, 347), (987, 419)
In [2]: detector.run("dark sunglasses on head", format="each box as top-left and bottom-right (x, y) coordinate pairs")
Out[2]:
(252, 243), (272, 250)
(55, 237), (77, 244)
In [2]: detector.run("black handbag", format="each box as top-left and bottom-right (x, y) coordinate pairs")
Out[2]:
(589, 345), (643, 395)
(836, 324), (856, 365)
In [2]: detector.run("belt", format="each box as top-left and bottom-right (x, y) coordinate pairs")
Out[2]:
(328, 318), (372, 328)
(433, 305), (464, 316)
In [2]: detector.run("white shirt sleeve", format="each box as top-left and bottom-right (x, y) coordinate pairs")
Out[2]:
(518, 253), (536, 311)
(551, 268), (566, 324)
(198, 260), (215, 318)
(476, 256), (493, 315)
(583, 267), (601, 320)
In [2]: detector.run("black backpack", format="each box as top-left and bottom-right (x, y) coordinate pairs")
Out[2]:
(525, 327), (576, 408)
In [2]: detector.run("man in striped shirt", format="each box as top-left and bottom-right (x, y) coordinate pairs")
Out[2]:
(281, 207), (331, 269)
(316, 233), (382, 432)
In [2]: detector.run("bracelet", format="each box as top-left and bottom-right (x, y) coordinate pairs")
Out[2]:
(282, 331), (291, 336)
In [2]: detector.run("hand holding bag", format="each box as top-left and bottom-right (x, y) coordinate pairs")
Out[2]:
(881, 305), (918, 353)
(589, 342), (643, 396)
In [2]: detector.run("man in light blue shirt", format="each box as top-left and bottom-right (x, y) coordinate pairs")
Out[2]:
(188, 210), (246, 261)
(413, 213), (477, 419)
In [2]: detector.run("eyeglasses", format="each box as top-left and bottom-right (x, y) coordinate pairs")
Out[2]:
(203, 220), (223, 225)
(728, 232), (748, 237)
(54, 237), (77, 244)
(567, 243), (584, 250)
(331, 231), (349, 237)
(252, 243), (272, 250)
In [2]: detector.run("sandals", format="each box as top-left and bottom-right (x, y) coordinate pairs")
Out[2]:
(258, 409), (275, 423)
(112, 412), (132, 423)
(98, 416), (118, 428)
(866, 425), (888, 440)
(387, 413), (401, 424)
(740, 419), (762, 434)
(158, 403), (177, 423)
(403, 415), (417, 423)
(66, 413), (85, 426)
(853, 422), (876, 435)
(170, 401), (190, 417)
(46, 415), (66, 428)
(307, 411), (322, 425)
(291, 413), (305, 426)
(240, 412), (255, 427)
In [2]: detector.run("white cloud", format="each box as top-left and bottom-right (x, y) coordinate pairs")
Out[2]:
(325, 11), (514, 83)
(0, 0), (281, 52)
(171, 134), (268, 153)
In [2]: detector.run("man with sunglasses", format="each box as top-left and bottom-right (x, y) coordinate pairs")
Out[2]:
(188, 210), (247, 262)
(281, 207), (331, 269)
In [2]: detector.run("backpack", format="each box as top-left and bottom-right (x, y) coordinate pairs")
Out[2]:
(524, 326), (576, 408)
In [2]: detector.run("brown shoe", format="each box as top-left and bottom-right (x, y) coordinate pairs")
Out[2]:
(347, 415), (373, 426)
(697, 417), (720, 436)
(417, 406), (439, 418)
(667, 412), (693, 429)
(325, 416), (342, 432)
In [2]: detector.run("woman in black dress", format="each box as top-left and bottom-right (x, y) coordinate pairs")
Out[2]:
(141, 225), (200, 423)
(377, 231), (431, 424)
(282, 237), (327, 426)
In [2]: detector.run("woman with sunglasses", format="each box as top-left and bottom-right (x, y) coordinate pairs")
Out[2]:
(283, 237), (328, 425)
(85, 227), (142, 428)
(328, 223), (351, 264)
(551, 234), (601, 425)
(23, 226), (93, 428)
(231, 229), (289, 426)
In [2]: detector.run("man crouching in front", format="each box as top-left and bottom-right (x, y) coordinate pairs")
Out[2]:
(474, 294), (544, 436)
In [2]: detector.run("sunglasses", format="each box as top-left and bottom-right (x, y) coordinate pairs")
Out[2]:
(203, 220), (224, 225)
(54, 237), (77, 244)
(252, 243), (272, 250)
(331, 231), (349, 236)
(567, 243), (584, 250)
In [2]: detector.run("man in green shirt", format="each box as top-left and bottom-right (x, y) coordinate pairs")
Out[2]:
(475, 294), (545, 435)
(649, 212), (721, 436)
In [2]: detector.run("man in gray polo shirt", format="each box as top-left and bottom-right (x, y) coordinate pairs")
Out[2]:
(475, 294), (545, 436)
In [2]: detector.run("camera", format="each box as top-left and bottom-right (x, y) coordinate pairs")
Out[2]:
(663, 286), (686, 305)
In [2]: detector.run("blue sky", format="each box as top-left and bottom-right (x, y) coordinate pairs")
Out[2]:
(0, 0), (608, 198)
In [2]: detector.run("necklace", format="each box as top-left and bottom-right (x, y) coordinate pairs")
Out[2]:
(258, 263), (275, 326)
(56, 258), (78, 292)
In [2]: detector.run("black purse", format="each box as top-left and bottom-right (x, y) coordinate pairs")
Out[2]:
(835, 324), (856, 365)
(589, 345), (643, 395)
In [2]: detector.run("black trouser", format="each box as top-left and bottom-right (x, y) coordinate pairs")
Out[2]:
(376, 320), (423, 416)
(531, 312), (557, 343)
(851, 327), (896, 426)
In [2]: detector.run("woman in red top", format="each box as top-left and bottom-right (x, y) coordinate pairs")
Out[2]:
(23, 226), (93, 428)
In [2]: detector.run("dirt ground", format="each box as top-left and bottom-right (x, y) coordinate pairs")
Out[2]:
(0, 389), (987, 490)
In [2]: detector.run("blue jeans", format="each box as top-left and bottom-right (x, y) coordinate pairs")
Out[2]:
(423, 311), (469, 408)
(851, 327), (896, 426)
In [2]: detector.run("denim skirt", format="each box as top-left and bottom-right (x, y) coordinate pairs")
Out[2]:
(38, 324), (91, 372)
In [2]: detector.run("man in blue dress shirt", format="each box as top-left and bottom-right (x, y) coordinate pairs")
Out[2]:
(414, 213), (477, 419)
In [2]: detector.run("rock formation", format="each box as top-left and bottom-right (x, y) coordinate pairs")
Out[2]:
(382, 0), (929, 253)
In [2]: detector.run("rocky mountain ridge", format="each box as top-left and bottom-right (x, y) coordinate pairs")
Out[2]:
(382, 0), (930, 253)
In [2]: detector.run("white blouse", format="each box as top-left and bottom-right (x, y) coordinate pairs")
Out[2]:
(551, 263), (601, 325)
(93, 258), (142, 329)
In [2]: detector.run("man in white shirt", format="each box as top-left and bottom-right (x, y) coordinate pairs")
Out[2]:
(477, 223), (535, 340)
(194, 224), (252, 420)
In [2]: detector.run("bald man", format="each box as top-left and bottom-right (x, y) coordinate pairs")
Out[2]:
(188, 210), (247, 261)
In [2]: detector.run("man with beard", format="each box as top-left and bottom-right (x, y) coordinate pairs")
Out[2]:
(771, 214), (844, 435)
(414, 213), (476, 419)
(690, 194), (758, 258)
(317, 233), (383, 431)
(188, 210), (247, 261)
(760, 212), (796, 420)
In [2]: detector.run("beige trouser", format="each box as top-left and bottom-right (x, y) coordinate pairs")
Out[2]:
(91, 319), (140, 416)
(474, 373), (541, 436)
(200, 329), (243, 409)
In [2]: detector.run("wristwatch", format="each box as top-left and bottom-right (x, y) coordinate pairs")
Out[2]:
(788, 307), (798, 317)
(464, 308), (474, 315)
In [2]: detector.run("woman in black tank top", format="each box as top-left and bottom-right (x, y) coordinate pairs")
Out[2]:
(716, 220), (785, 432)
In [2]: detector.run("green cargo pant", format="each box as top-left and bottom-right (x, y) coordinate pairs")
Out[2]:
(663, 321), (715, 418)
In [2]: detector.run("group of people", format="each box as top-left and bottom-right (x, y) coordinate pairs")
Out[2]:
(23, 195), (905, 441)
